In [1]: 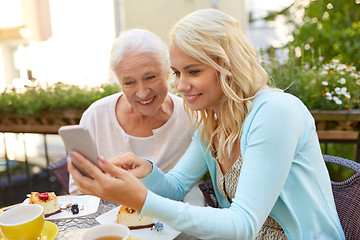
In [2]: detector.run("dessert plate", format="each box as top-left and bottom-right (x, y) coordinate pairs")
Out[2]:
(21, 195), (100, 220)
(96, 206), (181, 240)
(0, 221), (58, 240)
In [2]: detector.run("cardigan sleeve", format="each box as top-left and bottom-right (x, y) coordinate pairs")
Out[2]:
(140, 132), (209, 200)
(140, 97), (306, 240)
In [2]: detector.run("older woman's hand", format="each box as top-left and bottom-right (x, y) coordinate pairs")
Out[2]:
(68, 151), (148, 212)
(110, 152), (153, 179)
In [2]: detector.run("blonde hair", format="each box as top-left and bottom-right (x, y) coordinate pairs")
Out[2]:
(170, 9), (272, 164)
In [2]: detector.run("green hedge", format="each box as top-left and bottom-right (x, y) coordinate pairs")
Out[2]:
(0, 82), (121, 116)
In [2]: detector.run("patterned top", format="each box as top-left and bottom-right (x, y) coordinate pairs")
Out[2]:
(215, 157), (288, 239)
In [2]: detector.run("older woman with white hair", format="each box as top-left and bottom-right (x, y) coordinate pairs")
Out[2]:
(69, 29), (195, 194)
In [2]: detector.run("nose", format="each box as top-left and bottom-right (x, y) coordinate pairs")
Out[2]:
(176, 75), (191, 93)
(136, 82), (150, 99)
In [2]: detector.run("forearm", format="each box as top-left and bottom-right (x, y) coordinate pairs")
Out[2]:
(141, 191), (254, 239)
(140, 135), (208, 200)
(140, 164), (188, 200)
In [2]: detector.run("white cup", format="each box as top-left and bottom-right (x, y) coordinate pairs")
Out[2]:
(81, 224), (130, 240)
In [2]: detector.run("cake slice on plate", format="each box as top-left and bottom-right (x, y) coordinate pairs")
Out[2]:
(117, 205), (155, 230)
(29, 192), (61, 217)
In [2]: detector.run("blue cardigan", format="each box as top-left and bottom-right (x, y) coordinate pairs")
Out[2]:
(140, 90), (345, 240)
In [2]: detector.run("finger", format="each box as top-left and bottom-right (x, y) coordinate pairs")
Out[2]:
(110, 154), (136, 169)
(69, 152), (109, 191)
(111, 159), (133, 170)
(67, 160), (96, 195)
(68, 159), (82, 178)
(99, 156), (134, 180)
(126, 167), (146, 178)
(107, 157), (141, 177)
(71, 151), (107, 180)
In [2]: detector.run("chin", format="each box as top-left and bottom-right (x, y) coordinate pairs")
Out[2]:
(188, 105), (203, 111)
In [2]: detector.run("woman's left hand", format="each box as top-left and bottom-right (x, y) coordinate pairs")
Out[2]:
(110, 152), (153, 179)
(68, 151), (148, 212)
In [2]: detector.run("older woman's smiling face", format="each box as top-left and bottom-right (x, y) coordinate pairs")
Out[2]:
(115, 51), (169, 116)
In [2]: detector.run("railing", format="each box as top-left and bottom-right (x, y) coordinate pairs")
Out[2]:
(311, 109), (360, 162)
(0, 109), (359, 207)
(0, 132), (57, 206)
(0, 109), (83, 207)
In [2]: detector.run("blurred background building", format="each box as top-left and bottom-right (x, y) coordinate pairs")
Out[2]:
(0, 0), (249, 90)
(0, 0), (292, 90)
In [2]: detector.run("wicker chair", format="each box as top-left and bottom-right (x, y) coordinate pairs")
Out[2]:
(199, 155), (360, 239)
(198, 180), (219, 208)
(47, 156), (69, 194)
(323, 154), (360, 240)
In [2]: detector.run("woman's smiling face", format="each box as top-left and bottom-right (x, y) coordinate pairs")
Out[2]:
(115, 51), (169, 116)
(169, 43), (224, 114)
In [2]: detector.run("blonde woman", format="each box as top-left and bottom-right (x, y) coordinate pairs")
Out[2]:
(69, 9), (345, 239)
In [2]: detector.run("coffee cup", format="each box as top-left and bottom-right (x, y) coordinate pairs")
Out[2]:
(81, 224), (130, 240)
(0, 204), (45, 240)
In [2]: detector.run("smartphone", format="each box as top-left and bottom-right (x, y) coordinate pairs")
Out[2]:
(58, 125), (99, 177)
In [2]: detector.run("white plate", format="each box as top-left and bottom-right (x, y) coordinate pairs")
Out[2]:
(22, 195), (100, 220)
(95, 206), (181, 240)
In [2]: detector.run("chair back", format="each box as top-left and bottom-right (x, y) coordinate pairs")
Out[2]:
(323, 154), (360, 240)
(199, 180), (219, 208)
(47, 157), (69, 194)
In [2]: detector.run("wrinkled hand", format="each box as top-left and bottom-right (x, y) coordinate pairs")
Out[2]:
(110, 152), (153, 179)
(67, 151), (148, 212)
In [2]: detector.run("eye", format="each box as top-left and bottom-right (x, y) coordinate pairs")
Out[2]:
(189, 70), (200, 75)
(124, 81), (135, 86)
(172, 70), (180, 77)
(146, 76), (156, 81)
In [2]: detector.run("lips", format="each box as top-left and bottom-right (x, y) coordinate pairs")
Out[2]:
(138, 97), (155, 105)
(184, 93), (202, 102)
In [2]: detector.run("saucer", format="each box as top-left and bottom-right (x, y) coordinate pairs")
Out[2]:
(41, 221), (59, 240)
(0, 221), (58, 240)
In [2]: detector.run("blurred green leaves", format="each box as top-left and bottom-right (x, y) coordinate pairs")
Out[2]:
(259, 0), (360, 110)
(286, 0), (360, 68)
(0, 82), (121, 116)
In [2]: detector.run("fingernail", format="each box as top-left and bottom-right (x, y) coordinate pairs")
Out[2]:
(99, 156), (107, 164)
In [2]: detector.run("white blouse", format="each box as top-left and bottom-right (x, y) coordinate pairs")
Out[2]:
(69, 92), (194, 194)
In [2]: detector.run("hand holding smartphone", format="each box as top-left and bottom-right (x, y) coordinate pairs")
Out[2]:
(58, 125), (99, 177)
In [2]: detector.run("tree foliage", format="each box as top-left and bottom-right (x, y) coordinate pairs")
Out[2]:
(287, 0), (360, 68)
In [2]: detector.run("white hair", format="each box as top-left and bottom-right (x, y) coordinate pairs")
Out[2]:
(110, 29), (169, 75)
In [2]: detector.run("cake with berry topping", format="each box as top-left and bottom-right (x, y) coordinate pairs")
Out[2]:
(29, 192), (61, 217)
(117, 205), (155, 230)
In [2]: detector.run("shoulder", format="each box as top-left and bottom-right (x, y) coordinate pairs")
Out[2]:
(168, 93), (184, 106)
(245, 89), (313, 130)
(85, 92), (121, 111)
(254, 89), (303, 109)
(251, 89), (310, 120)
(244, 89), (314, 137)
(81, 92), (121, 119)
(167, 93), (188, 116)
